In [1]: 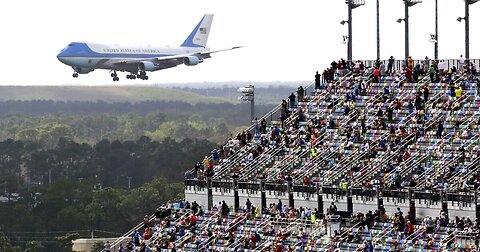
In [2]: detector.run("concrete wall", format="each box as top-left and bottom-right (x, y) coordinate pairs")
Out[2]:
(72, 238), (119, 252)
(185, 186), (476, 218)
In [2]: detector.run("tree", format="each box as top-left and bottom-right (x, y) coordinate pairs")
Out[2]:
(55, 233), (80, 251)
(91, 241), (105, 252)
(25, 240), (44, 252)
(0, 232), (20, 252)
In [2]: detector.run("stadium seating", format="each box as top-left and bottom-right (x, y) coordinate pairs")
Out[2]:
(104, 59), (480, 251)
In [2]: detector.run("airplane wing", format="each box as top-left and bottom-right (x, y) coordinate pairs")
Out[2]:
(112, 46), (243, 70)
(195, 46), (244, 59)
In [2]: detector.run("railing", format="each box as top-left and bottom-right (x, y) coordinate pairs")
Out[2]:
(354, 85), (473, 187)
(401, 225), (426, 251)
(355, 58), (480, 75)
(234, 72), (357, 181)
(100, 207), (192, 252)
(321, 75), (422, 185)
(284, 72), (378, 184)
(226, 215), (272, 251)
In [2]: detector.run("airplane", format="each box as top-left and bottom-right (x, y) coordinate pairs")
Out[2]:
(57, 14), (241, 81)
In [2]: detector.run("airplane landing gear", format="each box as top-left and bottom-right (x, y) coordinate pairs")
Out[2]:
(126, 74), (137, 80)
(72, 73), (79, 78)
(111, 71), (119, 81)
(137, 71), (149, 80)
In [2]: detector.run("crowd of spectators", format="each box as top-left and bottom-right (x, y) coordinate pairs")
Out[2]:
(108, 195), (480, 251)
(185, 57), (479, 197)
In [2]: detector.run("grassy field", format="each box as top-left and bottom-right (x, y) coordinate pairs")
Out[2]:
(0, 86), (236, 104)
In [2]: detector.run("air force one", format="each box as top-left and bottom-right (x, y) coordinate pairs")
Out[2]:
(57, 14), (241, 81)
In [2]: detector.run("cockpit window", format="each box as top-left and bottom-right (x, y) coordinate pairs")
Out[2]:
(68, 43), (74, 47)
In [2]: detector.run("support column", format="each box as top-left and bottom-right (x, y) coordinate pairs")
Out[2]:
(434, 0), (438, 59)
(317, 183), (323, 214)
(347, 185), (353, 214)
(465, 0), (470, 61)
(475, 190), (479, 221)
(287, 180), (294, 208)
(404, 0), (410, 61)
(377, 188), (383, 210)
(409, 188), (416, 222)
(233, 178), (239, 212)
(376, 0), (380, 60)
(347, 0), (353, 61)
(260, 180), (266, 212)
(441, 189), (448, 218)
(207, 177), (213, 210)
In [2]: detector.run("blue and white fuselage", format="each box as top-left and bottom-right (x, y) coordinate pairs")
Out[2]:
(57, 14), (240, 81)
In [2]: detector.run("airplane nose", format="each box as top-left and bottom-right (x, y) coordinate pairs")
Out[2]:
(57, 54), (66, 64)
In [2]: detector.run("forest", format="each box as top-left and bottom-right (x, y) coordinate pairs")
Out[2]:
(0, 100), (274, 145)
(0, 98), (277, 251)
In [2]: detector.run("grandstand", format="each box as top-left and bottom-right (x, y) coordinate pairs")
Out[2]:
(102, 58), (480, 251)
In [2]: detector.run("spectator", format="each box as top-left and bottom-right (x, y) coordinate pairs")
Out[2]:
(373, 67), (380, 83)
(387, 56), (395, 74)
(423, 85), (429, 102)
(297, 86), (305, 102)
(404, 66), (413, 82)
(245, 198), (252, 211)
(407, 56), (414, 70)
(328, 202), (338, 215)
(315, 71), (321, 90)
(105, 241), (111, 252)
(379, 61), (386, 76)
(429, 64), (436, 81)
(288, 92), (296, 109)
(221, 200), (229, 217)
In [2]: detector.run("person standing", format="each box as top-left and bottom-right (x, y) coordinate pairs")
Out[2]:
(387, 56), (395, 74)
(407, 56), (414, 70)
(373, 67), (380, 83)
(288, 92), (296, 109)
(104, 241), (111, 252)
(423, 85), (429, 102)
(423, 56), (430, 73)
(297, 86), (305, 102)
(459, 55), (465, 73)
(436, 121), (444, 139)
(315, 71), (321, 90)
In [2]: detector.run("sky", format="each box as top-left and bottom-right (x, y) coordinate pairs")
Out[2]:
(0, 0), (479, 86)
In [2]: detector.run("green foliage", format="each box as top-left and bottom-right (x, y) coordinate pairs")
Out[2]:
(0, 101), (275, 145)
(0, 136), (204, 251)
(55, 233), (80, 251)
(16, 123), (73, 149)
(91, 241), (105, 252)
(0, 232), (20, 252)
(25, 240), (44, 252)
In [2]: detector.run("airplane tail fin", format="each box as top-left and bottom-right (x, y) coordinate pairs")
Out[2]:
(181, 14), (213, 48)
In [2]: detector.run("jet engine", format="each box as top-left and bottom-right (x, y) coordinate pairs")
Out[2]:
(183, 56), (203, 66)
(138, 61), (156, 71)
(73, 67), (94, 74)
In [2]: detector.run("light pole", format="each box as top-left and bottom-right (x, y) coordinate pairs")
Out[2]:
(398, 0), (422, 61)
(344, 0), (365, 61)
(434, 0), (438, 59)
(457, 0), (479, 61)
(376, 0), (380, 60)
(127, 176), (132, 189)
(237, 85), (255, 123)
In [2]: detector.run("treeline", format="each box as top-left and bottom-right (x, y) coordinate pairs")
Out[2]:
(0, 136), (215, 251)
(0, 137), (215, 186)
(0, 177), (182, 252)
(0, 101), (275, 145)
(0, 100), (273, 116)
(178, 85), (302, 105)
